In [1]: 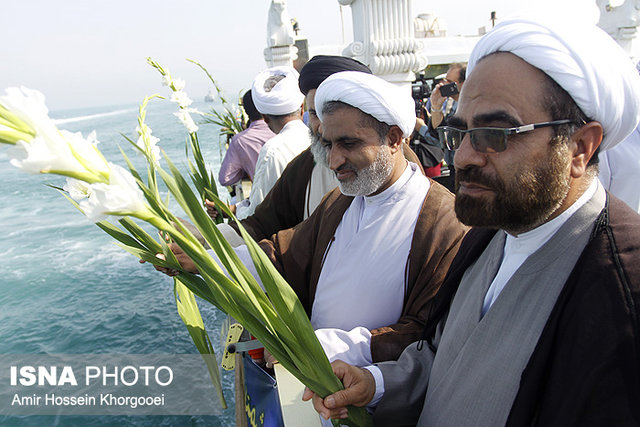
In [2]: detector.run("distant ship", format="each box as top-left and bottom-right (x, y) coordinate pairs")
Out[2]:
(204, 88), (216, 102)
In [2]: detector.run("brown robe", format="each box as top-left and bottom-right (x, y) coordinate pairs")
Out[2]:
(261, 180), (468, 362)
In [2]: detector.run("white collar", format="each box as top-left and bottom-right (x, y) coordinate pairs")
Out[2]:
(279, 119), (305, 133)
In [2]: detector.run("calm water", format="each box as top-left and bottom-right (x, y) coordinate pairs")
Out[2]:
(0, 100), (237, 426)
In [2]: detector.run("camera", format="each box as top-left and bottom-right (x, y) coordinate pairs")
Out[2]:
(439, 82), (459, 97)
(411, 73), (432, 116)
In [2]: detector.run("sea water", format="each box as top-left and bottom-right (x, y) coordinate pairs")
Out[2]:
(0, 100), (236, 426)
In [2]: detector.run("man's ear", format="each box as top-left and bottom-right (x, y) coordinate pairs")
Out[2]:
(568, 121), (603, 178)
(387, 126), (404, 153)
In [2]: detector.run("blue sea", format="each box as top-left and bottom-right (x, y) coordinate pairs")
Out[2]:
(0, 100), (237, 426)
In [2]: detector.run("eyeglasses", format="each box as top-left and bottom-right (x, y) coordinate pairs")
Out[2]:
(437, 119), (576, 153)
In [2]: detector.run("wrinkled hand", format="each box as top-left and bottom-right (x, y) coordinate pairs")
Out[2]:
(302, 360), (376, 421)
(204, 199), (221, 222)
(205, 199), (236, 222)
(139, 242), (199, 276)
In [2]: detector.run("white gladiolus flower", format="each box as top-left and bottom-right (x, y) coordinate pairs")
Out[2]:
(79, 163), (148, 222)
(63, 178), (93, 201)
(135, 133), (161, 166)
(1, 86), (59, 143)
(2, 87), (109, 179)
(170, 91), (193, 108)
(6, 135), (86, 175)
(174, 110), (198, 134)
(135, 124), (161, 166)
(171, 78), (186, 91)
(63, 130), (109, 175)
(162, 75), (185, 91)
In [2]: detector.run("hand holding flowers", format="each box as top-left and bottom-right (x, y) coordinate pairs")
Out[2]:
(0, 72), (373, 425)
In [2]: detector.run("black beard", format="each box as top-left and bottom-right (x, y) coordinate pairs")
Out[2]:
(454, 141), (571, 235)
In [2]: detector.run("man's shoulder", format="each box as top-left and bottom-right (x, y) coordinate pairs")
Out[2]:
(587, 195), (640, 281)
(262, 122), (310, 160)
(592, 195), (640, 258)
(563, 195), (640, 322)
(283, 147), (314, 172)
(231, 122), (272, 145)
(419, 179), (466, 228)
(258, 134), (284, 157)
(425, 178), (455, 202)
(310, 187), (353, 219)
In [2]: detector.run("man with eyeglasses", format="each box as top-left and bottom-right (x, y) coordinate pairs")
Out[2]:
(304, 17), (640, 427)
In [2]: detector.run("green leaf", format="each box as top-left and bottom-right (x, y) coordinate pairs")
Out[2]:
(118, 217), (163, 253)
(174, 278), (227, 409)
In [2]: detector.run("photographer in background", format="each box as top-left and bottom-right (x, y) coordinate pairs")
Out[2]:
(415, 63), (466, 190)
(410, 73), (445, 177)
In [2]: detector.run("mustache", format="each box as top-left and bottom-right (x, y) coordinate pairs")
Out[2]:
(455, 166), (502, 191)
(335, 163), (357, 174)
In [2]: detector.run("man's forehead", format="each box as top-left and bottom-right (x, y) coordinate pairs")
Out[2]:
(445, 67), (461, 82)
(321, 106), (374, 138)
(456, 53), (550, 124)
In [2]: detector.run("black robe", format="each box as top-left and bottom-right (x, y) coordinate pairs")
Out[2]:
(422, 194), (640, 426)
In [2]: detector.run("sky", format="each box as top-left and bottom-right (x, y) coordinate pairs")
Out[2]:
(1, 0), (600, 111)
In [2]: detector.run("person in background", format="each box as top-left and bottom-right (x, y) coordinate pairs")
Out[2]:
(208, 55), (424, 242)
(305, 17), (640, 427)
(257, 70), (467, 368)
(414, 63), (466, 190)
(218, 90), (275, 190)
(598, 62), (640, 212)
(165, 71), (466, 371)
(599, 123), (640, 212)
(234, 65), (310, 220)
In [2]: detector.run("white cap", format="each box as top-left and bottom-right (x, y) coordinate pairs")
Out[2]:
(251, 65), (304, 116)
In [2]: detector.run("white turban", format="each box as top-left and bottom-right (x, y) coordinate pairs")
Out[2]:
(251, 65), (304, 115)
(467, 18), (640, 151)
(314, 71), (416, 138)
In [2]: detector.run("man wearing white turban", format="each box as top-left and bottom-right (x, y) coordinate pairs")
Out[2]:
(305, 17), (640, 427)
(234, 65), (310, 220)
(162, 70), (466, 368)
(256, 70), (467, 369)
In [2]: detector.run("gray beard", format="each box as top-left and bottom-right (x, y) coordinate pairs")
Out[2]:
(309, 131), (330, 169)
(338, 145), (394, 197)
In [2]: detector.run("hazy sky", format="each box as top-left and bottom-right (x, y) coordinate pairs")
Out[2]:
(2, 0), (600, 111)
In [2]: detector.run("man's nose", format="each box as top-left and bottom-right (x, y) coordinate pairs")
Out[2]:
(453, 133), (487, 171)
(329, 144), (345, 171)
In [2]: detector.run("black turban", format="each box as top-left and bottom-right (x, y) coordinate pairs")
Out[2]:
(298, 55), (372, 95)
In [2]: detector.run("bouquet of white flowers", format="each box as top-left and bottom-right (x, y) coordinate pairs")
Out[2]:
(0, 62), (372, 427)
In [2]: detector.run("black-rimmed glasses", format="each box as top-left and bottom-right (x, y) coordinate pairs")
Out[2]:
(437, 119), (576, 153)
